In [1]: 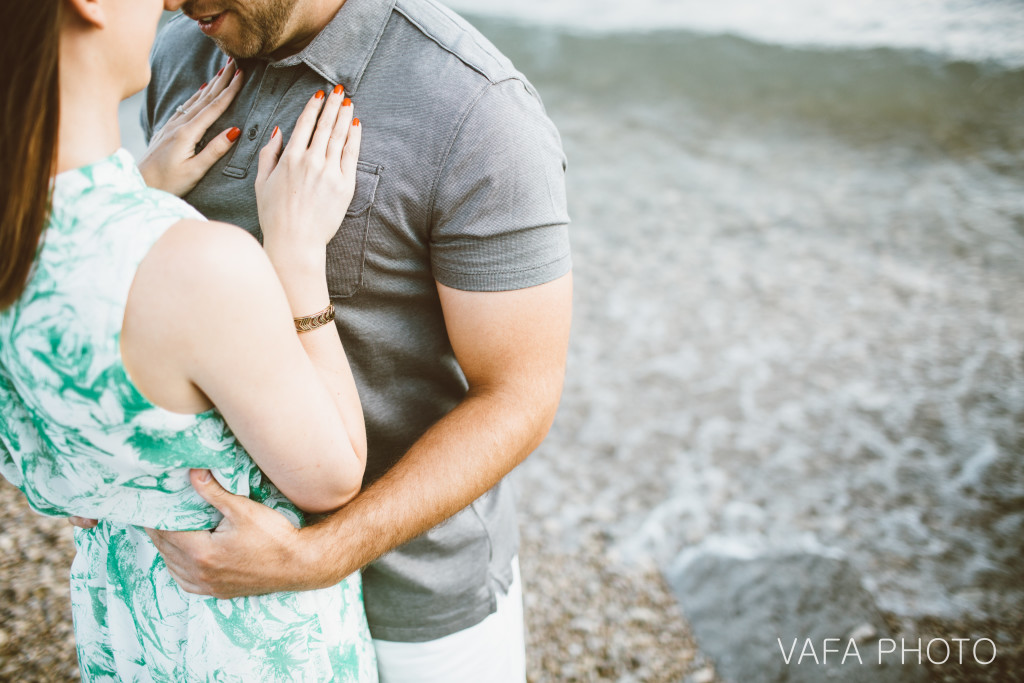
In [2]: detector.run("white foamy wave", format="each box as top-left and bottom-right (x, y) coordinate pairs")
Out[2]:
(444, 0), (1024, 66)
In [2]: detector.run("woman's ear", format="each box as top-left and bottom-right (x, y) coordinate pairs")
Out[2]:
(63, 0), (106, 29)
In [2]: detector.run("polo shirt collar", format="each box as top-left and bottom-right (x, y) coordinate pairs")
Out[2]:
(270, 0), (396, 93)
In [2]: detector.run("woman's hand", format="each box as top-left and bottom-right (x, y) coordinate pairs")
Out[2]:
(254, 86), (361, 271)
(138, 59), (244, 196)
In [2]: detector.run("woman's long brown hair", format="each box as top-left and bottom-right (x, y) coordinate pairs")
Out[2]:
(0, 1), (61, 310)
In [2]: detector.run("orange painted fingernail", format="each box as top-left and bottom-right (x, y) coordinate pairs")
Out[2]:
(314, 90), (325, 100)
(352, 118), (360, 126)
(272, 125), (280, 138)
(227, 127), (241, 142)
(333, 84), (344, 95)
(342, 97), (351, 107)
(200, 82), (207, 89)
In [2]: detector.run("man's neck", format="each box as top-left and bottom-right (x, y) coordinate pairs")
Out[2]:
(270, 0), (347, 60)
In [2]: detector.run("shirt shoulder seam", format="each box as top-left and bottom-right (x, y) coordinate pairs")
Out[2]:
(392, 0), (511, 83)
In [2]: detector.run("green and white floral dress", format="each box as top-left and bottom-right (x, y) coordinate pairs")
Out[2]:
(0, 149), (377, 682)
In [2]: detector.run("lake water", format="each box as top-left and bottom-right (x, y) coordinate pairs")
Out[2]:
(446, 0), (1024, 67)
(454, 4), (1024, 625)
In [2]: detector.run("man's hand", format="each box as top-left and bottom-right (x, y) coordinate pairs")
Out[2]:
(144, 469), (307, 598)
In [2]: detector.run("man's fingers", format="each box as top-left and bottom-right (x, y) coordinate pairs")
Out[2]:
(67, 516), (98, 529)
(146, 525), (200, 555)
(145, 527), (197, 573)
(189, 468), (244, 518)
(165, 574), (207, 595)
(145, 526), (215, 595)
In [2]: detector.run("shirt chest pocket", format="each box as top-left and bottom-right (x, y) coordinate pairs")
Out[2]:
(326, 161), (381, 298)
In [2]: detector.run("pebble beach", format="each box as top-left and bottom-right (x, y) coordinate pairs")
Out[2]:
(0, 481), (715, 681)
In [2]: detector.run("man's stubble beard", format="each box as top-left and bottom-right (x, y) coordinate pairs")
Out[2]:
(183, 0), (301, 59)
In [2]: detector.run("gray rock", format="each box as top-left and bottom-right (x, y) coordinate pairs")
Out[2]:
(667, 552), (929, 683)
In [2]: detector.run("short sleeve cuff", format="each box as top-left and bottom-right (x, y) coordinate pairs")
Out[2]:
(433, 249), (572, 292)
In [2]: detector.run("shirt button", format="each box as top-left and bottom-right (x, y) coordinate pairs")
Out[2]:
(247, 125), (259, 140)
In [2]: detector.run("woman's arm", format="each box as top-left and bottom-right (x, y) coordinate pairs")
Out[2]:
(253, 87), (364, 456)
(121, 88), (365, 515)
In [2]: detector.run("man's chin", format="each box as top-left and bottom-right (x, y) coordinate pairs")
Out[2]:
(209, 34), (271, 61)
(205, 36), (250, 61)
(193, 20), (253, 58)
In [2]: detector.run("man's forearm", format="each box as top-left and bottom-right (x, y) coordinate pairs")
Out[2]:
(295, 383), (559, 588)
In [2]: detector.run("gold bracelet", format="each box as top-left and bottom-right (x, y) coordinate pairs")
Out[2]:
(294, 303), (335, 333)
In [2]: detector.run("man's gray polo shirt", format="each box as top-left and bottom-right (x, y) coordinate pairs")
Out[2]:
(142, 0), (570, 642)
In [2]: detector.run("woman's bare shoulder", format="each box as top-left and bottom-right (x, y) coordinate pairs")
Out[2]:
(141, 219), (280, 301)
(122, 218), (290, 412)
(161, 219), (263, 265)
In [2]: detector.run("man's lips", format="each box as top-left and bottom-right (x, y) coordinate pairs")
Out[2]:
(186, 8), (218, 19)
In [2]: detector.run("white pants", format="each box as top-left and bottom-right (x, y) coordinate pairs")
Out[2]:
(372, 558), (526, 683)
